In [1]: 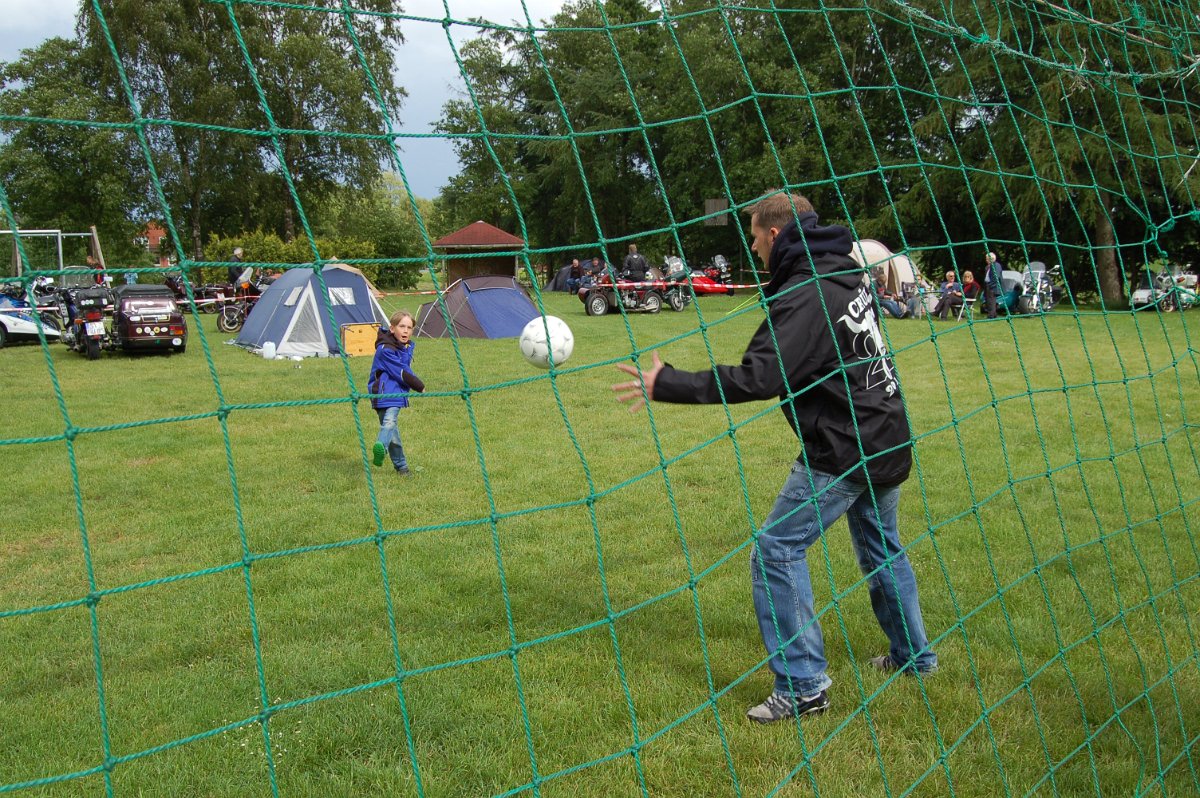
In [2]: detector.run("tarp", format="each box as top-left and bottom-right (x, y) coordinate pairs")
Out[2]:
(233, 264), (388, 357)
(415, 274), (540, 339)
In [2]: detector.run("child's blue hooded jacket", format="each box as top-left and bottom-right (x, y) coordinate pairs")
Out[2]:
(369, 327), (418, 409)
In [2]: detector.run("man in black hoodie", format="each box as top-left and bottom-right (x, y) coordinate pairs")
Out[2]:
(614, 191), (937, 723)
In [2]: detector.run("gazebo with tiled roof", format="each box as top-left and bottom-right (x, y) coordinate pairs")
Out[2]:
(432, 220), (526, 284)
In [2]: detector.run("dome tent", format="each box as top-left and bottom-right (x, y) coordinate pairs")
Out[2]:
(233, 264), (388, 357)
(850, 239), (918, 295)
(414, 274), (540, 339)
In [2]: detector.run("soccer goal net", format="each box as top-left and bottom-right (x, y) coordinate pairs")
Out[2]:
(2, 1), (1198, 796)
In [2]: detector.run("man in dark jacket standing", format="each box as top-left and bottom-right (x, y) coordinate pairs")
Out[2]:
(983, 251), (1003, 318)
(622, 244), (648, 280)
(614, 191), (937, 723)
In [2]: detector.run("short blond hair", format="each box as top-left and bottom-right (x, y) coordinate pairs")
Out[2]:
(745, 191), (814, 230)
(389, 309), (414, 327)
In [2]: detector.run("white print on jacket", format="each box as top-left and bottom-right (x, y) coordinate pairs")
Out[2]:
(836, 286), (898, 395)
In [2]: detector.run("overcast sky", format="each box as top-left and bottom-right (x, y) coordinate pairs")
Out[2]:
(0, 0), (566, 198)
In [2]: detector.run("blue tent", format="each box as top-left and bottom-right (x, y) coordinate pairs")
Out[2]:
(234, 264), (388, 357)
(414, 274), (540, 338)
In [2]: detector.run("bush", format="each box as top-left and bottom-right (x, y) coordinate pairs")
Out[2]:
(200, 231), (380, 284)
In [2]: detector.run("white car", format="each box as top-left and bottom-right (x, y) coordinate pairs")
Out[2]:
(1132, 268), (1197, 310)
(0, 291), (62, 348)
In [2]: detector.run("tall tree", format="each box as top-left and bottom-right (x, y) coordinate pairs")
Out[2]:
(231, 0), (406, 241)
(905, 0), (1200, 301)
(80, 0), (260, 259)
(0, 37), (147, 264)
(80, 0), (406, 255)
(436, 32), (529, 234)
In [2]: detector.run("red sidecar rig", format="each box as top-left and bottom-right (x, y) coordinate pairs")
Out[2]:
(110, 284), (188, 354)
(578, 268), (741, 317)
(578, 273), (674, 315)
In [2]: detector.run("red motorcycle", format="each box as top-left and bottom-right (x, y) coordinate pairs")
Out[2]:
(664, 255), (735, 298)
(700, 254), (735, 295)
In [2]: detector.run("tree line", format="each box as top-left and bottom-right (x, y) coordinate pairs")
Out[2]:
(3, 0), (1199, 302)
(436, 0), (1200, 304)
(0, 0), (431, 287)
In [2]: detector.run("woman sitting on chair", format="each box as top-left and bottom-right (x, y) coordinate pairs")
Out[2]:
(962, 270), (982, 303)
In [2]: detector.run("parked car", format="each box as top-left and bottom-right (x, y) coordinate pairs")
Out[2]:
(1131, 266), (1197, 311)
(0, 282), (62, 348)
(109, 284), (187, 354)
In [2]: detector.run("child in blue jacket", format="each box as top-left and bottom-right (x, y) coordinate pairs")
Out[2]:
(368, 310), (424, 474)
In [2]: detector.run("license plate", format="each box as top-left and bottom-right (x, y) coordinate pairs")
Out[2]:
(85, 321), (105, 336)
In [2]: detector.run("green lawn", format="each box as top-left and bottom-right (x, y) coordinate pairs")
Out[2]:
(2, 291), (1199, 796)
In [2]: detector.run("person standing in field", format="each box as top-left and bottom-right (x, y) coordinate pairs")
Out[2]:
(228, 247), (246, 286)
(612, 190), (937, 723)
(368, 309), (424, 476)
(622, 244), (649, 280)
(983, 251), (1003, 319)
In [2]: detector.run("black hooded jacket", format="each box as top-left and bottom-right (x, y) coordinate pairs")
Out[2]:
(653, 212), (912, 486)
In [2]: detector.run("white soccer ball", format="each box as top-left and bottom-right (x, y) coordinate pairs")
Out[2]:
(519, 315), (574, 369)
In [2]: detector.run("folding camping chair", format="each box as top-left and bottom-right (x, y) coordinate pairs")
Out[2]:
(957, 284), (981, 320)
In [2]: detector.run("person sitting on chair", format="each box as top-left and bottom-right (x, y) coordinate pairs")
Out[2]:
(962, 270), (982, 302)
(873, 274), (907, 318)
(904, 275), (934, 318)
(933, 270), (964, 320)
(566, 258), (586, 292)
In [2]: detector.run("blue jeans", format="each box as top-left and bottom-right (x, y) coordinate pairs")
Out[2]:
(375, 407), (407, 471)
(878, 297), (905, 318)
(751, 465), (936, 696)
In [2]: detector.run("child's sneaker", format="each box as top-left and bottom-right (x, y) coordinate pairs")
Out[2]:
(372, 443), (386, 467)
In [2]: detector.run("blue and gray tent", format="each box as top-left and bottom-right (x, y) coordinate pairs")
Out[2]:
(414, 274), (540, 339)
(233, 264), (388, 357)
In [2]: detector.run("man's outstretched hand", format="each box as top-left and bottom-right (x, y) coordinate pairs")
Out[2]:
(612, 352), (663, 413)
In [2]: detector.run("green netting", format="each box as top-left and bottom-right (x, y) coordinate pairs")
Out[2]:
(2, 1), (1200, 796)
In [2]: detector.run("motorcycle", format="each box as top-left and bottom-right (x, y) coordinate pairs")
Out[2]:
(57, 284), (113, 360)
(30, 276), (62, 310)
(666, 255), (736, 298)
(1129, 263), (1198, 312)
(661, 256), (693, 312)
(215, 272), (272, 333)
(1018, 261), (1061, 314)
(166, 272), (243, 315)
(702, 254), (734, 290)
(580, 270), (665, 315)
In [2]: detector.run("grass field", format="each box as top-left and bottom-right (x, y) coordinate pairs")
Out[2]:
(2, 289), (1199, 797)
